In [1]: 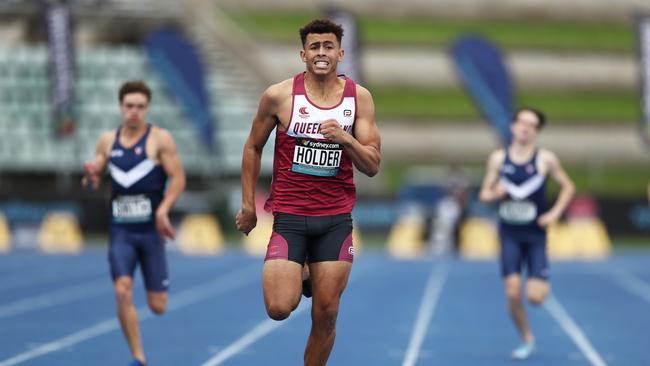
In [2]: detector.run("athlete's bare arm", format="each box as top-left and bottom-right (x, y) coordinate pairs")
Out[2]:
(236, 82), (289, 235)
(537, 149), (575, 228)
(155, 127), (186, 239)
(82, 131), (113, 190)
(320, 85), (381, 177)
(479, 149), (508, 203)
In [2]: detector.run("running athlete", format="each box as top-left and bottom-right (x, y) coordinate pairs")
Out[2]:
(82, 80), (186, 366)
(235, 19), (381, 366)
(479, 107), (575, 360)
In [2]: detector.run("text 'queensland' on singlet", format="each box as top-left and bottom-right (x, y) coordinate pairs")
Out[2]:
(108, 124), (167, 228)
(265, 73), (357, 216)
(498, 149), (547, 233)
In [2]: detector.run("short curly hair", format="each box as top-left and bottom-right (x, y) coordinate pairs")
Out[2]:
(299, 19), (344, 46)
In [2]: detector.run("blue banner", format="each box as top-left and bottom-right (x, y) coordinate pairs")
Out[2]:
(144, 27), (216, 152)
(450, 35), (515, 144)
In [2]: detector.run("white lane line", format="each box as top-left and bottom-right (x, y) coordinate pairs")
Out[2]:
(0, 279), (109, 319)
(198, 263), (373, 366)
(544, 295), (608, 366)
(401, 262), (448, 366)
(200, 300), (311, 366)
(0, 264), (259, 366)
(0, 271), (103, 292)
(612, 270), (650, 304)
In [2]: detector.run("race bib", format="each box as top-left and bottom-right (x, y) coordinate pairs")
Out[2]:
(112, 194), (152, 223)
(292, 138), (342, 177)
(499, 200), (537, 224)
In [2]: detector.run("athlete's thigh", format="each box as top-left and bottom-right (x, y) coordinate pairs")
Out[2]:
(309, 214), (354, 263)
(108, 227), (138, 281)
(266, 213), (309, 264)
(500, 231), (524, 278)
(136, 230), (169, 292)
(263, 259), (303, 306)
(309, 261), (352, 304)
(524, 233), (549, 280)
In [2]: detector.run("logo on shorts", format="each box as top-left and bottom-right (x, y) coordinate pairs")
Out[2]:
(299, 107), (309, 118)
(343, 109), (352, 117)
(162, 279), (170, 287)
(348, 246), (355, 256)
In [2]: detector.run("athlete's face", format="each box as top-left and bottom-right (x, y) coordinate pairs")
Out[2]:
(511, 110), (540, 144)
(301, 33), (343, 76)
(120, 93), (149, 129)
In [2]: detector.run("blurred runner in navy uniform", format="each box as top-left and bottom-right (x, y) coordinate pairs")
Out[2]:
(480, 107), (574, 360)
(83, 80), (185, 366)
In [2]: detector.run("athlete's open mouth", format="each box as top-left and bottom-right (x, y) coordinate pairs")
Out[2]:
(314, 60), (329, 68)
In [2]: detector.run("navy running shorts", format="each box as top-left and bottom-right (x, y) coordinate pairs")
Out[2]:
(109, 226), (169, 292)
(500, 229), (548, 280)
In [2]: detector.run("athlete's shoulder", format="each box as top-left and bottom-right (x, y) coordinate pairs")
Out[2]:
(97, 129), (115, 146)
(354, 83), (372, 98)
(150, 125), (174, 144)
(264, 78), (293, 102)
(489, 148), (506, 163)
(537, 148), (560, 166)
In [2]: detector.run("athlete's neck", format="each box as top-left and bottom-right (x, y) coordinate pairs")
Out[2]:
(121, 121), (148, 138)
(304, 72), (343, 102)
(509, 141), (536, 162)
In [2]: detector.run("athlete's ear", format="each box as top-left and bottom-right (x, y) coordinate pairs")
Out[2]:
(338, 48), (344, 62)
(300, 49), (306, 63)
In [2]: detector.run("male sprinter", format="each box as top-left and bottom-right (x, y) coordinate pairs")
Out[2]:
(83, 80), (185, 366)
(480, 107), (574, 360)
(235, 19), (380, 365)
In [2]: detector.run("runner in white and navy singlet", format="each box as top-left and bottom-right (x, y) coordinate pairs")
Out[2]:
(83, 80), (185, 366)
(498, 149), (548, 280)
(480, 107), (575, 360)
(108, 124), (169, 292)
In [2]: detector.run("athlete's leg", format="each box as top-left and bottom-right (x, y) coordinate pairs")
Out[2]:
(304, 214), (353, 365)
(526, 234), (550, 305)
(304, 261), (352, 366)
(110, 228), (146, 364)
(263, 260), (303, 320)
(115, 276), (146, 364)
(504, 274), (533, 342)
(138, 231), (169, 315)
(263, 214), (308, 320)
(527, 278), (550, 305)
(501, 233), (534, 343)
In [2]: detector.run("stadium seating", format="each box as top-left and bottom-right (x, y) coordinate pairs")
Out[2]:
(0, 44), (264, 175)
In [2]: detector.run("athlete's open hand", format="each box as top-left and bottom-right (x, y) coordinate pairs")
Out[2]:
(82, 161), (100, 191)
(320, 119), (349, 144)
(156, 210), (176, 240)
(492, 181), (508, 200)
(236, 208), (257, 235)
(537, 210), (560, 228)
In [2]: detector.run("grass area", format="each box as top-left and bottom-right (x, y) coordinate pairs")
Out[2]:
(382, 163), (649, 198)
(228, 10), (635, 53)
(371, 86), (640, 123)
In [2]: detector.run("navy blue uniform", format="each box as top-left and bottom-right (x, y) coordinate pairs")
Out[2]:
(498, 149), (549, 280)
(108, 125), (169, 291)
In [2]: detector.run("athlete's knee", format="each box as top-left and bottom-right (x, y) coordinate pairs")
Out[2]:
(114, 279), (133, 304)
(148, 296), (167, 315)
(527, 287), (548, 306)
(266, 302), (294, 321)
(311, 299), (340, 330)
(505, 285), (522, 303)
